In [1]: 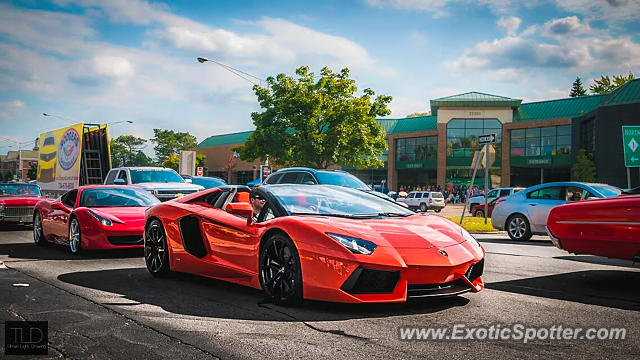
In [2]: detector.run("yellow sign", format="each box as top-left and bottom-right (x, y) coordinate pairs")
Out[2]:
(37, 123), (85, 191)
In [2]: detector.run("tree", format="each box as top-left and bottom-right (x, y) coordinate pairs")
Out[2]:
(569, 77), (586, 97)
(27, 163), (37, 180)
(196, 154), (206, 168)
(589, 72), (634, 94)
(162, 153), (180, 171)
(110, 135), (150, 167)
(235, 66), (391, 169)
(151, 129), (197, 163)
(406, 111), (431, 118)
(572, 149), (596, 182)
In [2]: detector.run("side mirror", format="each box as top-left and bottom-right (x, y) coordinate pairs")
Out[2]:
(53, 202), (71, 212)
(113, 178), (126, 185)
(303, 180), (315, 185)
(226, 202), (254, 225)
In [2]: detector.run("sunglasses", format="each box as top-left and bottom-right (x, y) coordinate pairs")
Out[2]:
(252, 196), (265, 201)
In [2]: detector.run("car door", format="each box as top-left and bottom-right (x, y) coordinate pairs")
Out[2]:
(525, 186), (566, 233)
(196, 192), (260, 275)
(49, 189), (77, 241)
(486, 189), (499, 204)
(405, 192), (416, 207)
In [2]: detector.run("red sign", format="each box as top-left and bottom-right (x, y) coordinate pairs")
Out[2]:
(196, 167), (203, 176)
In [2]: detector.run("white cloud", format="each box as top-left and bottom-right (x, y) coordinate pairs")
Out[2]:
(553, 0), (640, 23)
(497, 16), (521, 36)
(388, 96), (429, 117)
(541, 16), (591, 37)
(93, 56), (135, 78)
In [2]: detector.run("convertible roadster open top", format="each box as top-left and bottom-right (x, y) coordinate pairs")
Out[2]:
(143, 184), (485, 305)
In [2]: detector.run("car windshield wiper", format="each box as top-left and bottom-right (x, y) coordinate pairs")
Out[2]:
(354, 212), (412, 217)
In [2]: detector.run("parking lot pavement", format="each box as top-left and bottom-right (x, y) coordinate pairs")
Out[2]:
(2, 225), (639, 359)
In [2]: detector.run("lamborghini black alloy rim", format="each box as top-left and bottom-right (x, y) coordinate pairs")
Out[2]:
(145, 222), (165, 273)
(261, 239), (297, 300)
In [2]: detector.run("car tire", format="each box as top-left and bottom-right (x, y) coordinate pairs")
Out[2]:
(145, 219), (171, 277)
(419, 203), (427, 212)
(434, 209), (441, 213)
(469, 203), (478, 213)
(33, 211), (46, 246)
(69, 217), (82, 254)
(259, 234), (303, 306)
(506, 214), (532, 241)
(474, 209), (484, 218)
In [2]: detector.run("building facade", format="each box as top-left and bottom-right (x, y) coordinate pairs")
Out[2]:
(0, 150), (38, 181)
(196, 79), (640, 190)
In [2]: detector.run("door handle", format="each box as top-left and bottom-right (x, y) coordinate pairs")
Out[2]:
(528, 203), (537, 206)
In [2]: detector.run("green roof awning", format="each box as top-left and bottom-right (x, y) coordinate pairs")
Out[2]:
(430, 92), (522, 115)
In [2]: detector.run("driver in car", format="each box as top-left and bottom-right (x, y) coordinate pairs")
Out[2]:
(249, 189), (266, 221)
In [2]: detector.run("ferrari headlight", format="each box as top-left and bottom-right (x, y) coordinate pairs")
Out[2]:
(88, 209), (113, 226)
(327, 233), (377, 255)
(461, 228), (481, 249)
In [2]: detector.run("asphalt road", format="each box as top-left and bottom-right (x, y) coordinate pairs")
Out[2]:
(1, 224), (639, 359)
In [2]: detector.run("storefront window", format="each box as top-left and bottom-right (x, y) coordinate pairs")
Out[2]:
(396, 136), (437, 162)
(447, 119), (502, 158)
(511, 125), (571, 157)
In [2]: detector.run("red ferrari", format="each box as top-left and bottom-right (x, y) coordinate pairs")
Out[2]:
(0, 183), (43, 225)
(546, 195), (640, 261)
(33, 185), (160, 253)
(144, 184), (485, 305)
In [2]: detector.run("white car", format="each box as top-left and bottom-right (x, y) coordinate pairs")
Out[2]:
(468, 187), (524, 212)
(104, 167), (204, 201)
(491, 182), (620, 241)
(397, 191), (445, 212)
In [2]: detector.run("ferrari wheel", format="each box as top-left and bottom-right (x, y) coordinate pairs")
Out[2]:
(145, 219), (170, 277)
(69, 217), (82, 254)
(419, 203), (427, 212)
(507, 214), (532, 241)
(259, 234), (303, 305)
(33, 212), (45, 246)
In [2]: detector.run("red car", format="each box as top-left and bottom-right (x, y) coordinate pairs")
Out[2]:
(0, 183), (43, 225)
(546, 195), (640, 261)
(143, 184), (485, 305)
(470, 197), (502, 218)
(33, 185), (160, 253)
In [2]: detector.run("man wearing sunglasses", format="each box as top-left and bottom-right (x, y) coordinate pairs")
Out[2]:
(249, 189), (266, 221)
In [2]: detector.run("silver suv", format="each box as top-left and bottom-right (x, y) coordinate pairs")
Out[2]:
(104, 167), (204, 201)
(397, 191), (445, 212)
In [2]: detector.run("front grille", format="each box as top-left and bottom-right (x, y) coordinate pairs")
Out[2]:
(3, 207), (34, 218)
(407, 279), (470, 298)
(466, 259), (484, 282)
(156, 189), (198, 196)
(340, 267), (400, 294)
(40, 152), (56, 161)
(107, 235), (143, 245)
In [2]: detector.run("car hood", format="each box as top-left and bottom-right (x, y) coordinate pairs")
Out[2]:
(85, 206), (147, 224)
(0, 196), (42, 206)
(132, 182), (204, 191)
(294, 213), (465, 249)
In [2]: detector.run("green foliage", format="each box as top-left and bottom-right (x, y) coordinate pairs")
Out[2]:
(110, 135), (151, 167)
(151, 129), (197, 163)
(234, 66), (391, 169)
(589, 72), (634, 94)
(162, 153), (180, 171)
(4, 171), (13, 181)
(572, 149), (596, 182)
(196, 153), (206, 168)
(569, 77), (586, 97)
(27, 163), (37, 180)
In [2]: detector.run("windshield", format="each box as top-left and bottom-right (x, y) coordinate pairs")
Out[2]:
(268, 185), (415, 217)
(314, 172), (370, 190)
(80, 188), (160, 207)
(130, 169), (184, 184)
(591, 185), (621, 198)
(191, 177), (227, 189)
(0, 184), (41, 196)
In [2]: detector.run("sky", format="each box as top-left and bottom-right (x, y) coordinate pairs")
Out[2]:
(1, 0), (639, 155)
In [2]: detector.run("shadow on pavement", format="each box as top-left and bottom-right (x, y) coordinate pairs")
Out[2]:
(0, 223), (32, 231)
(486, 270), (640, 311)
(0, 242), (143, 261)
(477, 238), (554, 247)
(555, 255), (637, 269)
(58, 267), (471, 322)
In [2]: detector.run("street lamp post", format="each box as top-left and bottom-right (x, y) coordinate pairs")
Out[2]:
(197, 57), (264, 87)
(108, 120), (134, 126)
(42, 113), (76, 124)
